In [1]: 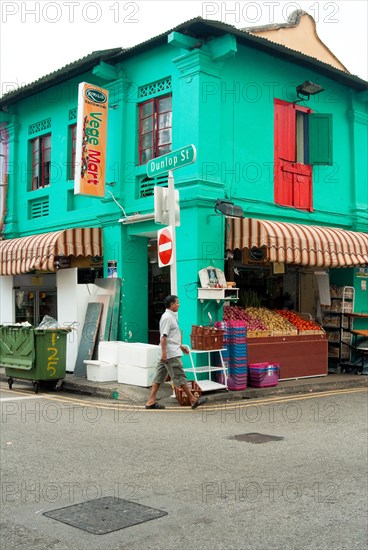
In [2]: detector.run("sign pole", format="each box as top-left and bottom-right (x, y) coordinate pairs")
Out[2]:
(168, 170), (177, 295)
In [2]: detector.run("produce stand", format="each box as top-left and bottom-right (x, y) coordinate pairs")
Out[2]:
(222, 305), (327, 380)
(247, 333), (328, 380)
(196, 266), (329, 382)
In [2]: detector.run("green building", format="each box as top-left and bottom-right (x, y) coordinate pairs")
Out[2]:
(0, 17), (367, 371)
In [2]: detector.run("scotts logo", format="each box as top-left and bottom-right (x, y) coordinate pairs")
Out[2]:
(249, 246), (266, 261)
(85, 89), (107, 104)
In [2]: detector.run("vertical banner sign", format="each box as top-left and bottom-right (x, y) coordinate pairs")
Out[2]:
(74, 82), (108, 197)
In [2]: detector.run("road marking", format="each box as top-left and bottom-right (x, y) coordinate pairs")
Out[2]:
(1, 384), (366, 412)
(0, 395), (42, 401)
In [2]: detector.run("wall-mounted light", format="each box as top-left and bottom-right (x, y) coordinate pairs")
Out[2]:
(215, 199), (243, 218)
(296, 81), (324, 101)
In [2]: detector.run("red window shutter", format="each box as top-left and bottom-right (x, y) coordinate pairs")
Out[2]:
(289, 163), (313, 211)
(274, 100), (296, 205)
(274, 100), (296, 162)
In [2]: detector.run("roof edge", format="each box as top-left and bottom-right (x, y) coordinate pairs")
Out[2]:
(1, 16), (367, 107)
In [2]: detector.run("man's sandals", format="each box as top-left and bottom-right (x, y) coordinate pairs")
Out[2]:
(145, 402), (165, 409)
(145, 397), (208, 409)
(191, 396), (207, 409)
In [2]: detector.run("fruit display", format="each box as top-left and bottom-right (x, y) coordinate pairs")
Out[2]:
(223, 306), (268, 330)
(245, 307), (296, 333)
(224, 306), (324, 336)
(275, 310), (323, 333)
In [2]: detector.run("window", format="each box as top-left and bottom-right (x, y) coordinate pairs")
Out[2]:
(31, 134), (51, 190)
(274, 99), (332, 211)
(68, 124), (77, 180)
(139, 95), (172, 164)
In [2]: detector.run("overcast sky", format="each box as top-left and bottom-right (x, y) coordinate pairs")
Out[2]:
(1, 0), (367, 97)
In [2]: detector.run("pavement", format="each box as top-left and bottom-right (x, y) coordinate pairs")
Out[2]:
(1, 366), (367, 406)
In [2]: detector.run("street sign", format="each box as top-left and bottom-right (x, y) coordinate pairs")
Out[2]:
(147, 144), (196, 178)
(157, 226), (173, 267)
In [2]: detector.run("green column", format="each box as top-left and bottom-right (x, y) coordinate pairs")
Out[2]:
(119, 225), (148, 342)
(2, 118), (19, 237)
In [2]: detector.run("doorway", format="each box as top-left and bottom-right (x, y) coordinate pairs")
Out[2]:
(147, 239), (170, 343)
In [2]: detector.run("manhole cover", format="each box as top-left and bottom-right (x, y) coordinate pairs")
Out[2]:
(228, 432), (284, 444)
(43, 496), (168, 535)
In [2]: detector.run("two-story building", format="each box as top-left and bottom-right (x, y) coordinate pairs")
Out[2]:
(0, 16), (367, 372)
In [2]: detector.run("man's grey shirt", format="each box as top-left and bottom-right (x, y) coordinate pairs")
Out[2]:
(159, 309), (182, 359)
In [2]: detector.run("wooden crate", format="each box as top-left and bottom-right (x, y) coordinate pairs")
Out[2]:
(247, 330), (272, 338)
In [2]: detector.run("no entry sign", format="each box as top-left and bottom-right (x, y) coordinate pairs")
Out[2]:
(157, 226), (173, 267)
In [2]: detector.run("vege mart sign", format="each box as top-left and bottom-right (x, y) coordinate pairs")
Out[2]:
(146, 145), (196, 178)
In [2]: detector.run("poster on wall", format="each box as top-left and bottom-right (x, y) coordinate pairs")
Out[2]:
(107, 260), (118, 278)
(74, 82), (109, 197)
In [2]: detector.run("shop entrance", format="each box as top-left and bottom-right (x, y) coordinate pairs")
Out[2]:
(227, 252), (298, 312)
(148, 239), (170, 344)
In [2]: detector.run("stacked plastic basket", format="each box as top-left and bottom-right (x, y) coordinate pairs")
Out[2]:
(215, 320), (248, 390)
(248, 363), (280, 388)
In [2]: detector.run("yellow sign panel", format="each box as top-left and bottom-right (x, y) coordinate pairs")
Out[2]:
(74, 82), (108, 197)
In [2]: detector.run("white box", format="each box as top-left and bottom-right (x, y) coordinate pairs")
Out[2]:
(85, 360), (118, 382)
(118, 364), (156, 387)
(98, 341), (120, 364)
(118, 343), (159, 368)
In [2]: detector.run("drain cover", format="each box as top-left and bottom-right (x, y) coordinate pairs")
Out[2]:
(228, 432), (284, 444)
(43, 496), (168, 535)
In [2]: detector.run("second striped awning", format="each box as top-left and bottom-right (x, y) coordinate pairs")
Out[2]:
(0, 227), (102, 275)
(226, 218), (368, 267)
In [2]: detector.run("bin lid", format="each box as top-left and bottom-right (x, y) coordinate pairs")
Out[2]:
(0, 326), (35, 369)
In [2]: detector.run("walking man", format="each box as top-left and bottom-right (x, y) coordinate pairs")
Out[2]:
(146, 295), (207, 410)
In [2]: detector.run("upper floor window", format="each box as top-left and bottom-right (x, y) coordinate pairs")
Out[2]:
(138, 95), (172, 165)
(68, 124), (77, 180)
(274, 99), (332, 211)
(31, 134), (51, 190)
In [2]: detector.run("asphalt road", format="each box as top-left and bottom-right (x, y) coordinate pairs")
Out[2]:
(1, 383), (367, 550)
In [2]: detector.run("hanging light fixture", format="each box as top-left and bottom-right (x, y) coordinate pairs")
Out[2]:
(215, 199), (243, 218)
(296, 81), (324, 101)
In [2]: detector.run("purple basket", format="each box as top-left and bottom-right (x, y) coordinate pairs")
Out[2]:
(249, 363), (280, 388)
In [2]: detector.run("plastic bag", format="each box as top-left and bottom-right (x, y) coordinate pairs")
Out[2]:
(37, 315), (60, 329)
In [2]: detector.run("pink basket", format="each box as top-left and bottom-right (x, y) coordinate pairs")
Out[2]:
(249, 362), (279, 388)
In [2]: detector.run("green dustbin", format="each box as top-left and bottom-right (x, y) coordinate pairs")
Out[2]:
(0, 326), (69, 393)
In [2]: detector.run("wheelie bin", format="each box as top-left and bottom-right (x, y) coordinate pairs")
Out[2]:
(0, 325), (69, 393)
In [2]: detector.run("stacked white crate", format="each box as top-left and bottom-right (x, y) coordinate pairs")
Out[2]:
(84, 341), (120, 382)
(118, 343), (159, 387)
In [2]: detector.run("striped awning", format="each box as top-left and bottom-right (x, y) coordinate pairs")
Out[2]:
(0, 227), (102, 275)
(226, 218), (368, 267)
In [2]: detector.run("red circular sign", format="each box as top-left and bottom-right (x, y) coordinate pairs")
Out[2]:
(158, 228), (173, 266)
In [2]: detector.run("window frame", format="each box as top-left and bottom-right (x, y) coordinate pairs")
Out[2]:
(138, 94), (172, 165)
(274, 98), (332, 212)
(68, 123), (77, 181)
(31, 133), (51, 190)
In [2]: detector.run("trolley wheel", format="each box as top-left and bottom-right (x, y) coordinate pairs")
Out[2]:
(7, 377), (14, 390)
(33, 381), (40, 394)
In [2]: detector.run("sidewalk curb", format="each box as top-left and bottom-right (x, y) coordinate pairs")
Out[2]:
(1, 370), (367, 405)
